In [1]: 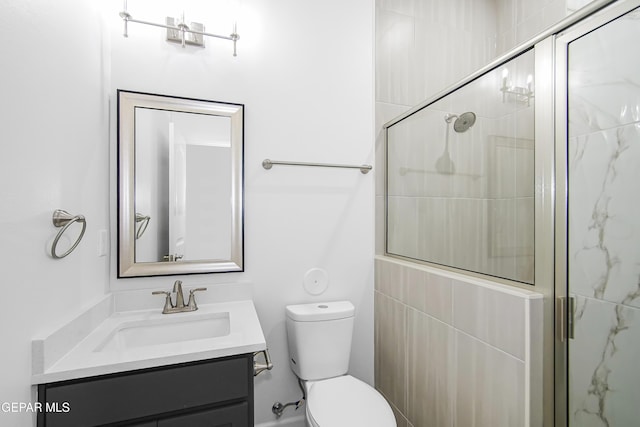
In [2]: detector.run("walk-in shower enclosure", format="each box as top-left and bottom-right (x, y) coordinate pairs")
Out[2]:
(381, 0), (640, 424)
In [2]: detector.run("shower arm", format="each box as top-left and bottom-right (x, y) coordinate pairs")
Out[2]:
(444, 113), (458, 124)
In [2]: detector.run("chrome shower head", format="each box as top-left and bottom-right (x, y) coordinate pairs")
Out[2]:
(444, 112), (476, 133)
(452, 111), (476, 133)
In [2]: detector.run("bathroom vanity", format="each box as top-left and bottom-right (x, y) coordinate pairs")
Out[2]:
(37, 354), (253, 426)
(32, 296), (266, 427)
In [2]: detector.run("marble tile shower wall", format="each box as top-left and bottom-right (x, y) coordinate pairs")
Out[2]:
(374, 257), (543, 427)
(567, 8), (640, 426)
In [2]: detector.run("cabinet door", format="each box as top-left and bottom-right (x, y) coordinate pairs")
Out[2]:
(38, 355), (251, 427)
(158, 402), (248, 427)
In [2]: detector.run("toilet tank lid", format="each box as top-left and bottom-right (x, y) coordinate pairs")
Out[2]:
(286, 301), (355, 322)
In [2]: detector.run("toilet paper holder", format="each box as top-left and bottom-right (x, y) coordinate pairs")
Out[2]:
(253, 348), (273, 376)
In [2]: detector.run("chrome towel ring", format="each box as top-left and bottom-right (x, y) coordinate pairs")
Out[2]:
(51, 209), (86, 259)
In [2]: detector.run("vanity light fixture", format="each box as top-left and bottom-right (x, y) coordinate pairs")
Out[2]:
(500, 68), (534, 106)
(119, 0), (240, 55)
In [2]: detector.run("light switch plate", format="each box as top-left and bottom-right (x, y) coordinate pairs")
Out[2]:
(97, 229), (108, 257)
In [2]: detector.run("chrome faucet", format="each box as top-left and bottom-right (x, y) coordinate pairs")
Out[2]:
(152, 280), (207, 314)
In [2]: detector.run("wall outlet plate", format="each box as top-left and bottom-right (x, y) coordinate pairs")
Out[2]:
(303, 268), (329, 295)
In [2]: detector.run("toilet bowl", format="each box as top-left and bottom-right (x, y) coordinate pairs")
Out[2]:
(305, 375), (395, 427)
(285, 301), (396, 427)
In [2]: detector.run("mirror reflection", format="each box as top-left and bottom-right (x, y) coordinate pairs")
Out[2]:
(118, 90), (243, 278)
(134, 109), (232, 263)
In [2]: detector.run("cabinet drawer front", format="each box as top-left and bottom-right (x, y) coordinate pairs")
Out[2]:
(158, 402), (248, 427)
(40, 355), (251, 427)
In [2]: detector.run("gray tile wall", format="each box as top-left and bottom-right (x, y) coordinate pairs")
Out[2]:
(374, 256), (542, 427)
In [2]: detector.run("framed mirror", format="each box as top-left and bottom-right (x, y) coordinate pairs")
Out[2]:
(118, 90), (243, 277)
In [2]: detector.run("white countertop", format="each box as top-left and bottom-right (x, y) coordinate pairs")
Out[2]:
(32, 297), (266, 384)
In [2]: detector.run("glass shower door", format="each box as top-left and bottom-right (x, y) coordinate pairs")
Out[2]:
(563, 2), (640, 425)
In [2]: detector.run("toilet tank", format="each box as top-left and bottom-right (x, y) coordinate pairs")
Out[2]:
(285, 301), (355, 381)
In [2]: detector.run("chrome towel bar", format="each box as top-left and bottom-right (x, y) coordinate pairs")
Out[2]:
(51, 209), (86, 259)
(262, 159), (372, 174)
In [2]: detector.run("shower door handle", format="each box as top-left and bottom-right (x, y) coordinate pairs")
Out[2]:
(556, 296), (575, 341)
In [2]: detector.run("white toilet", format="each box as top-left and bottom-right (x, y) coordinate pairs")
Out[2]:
(285, 301), (396, 427)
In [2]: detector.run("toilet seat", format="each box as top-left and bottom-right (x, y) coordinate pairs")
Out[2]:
(306, 375), (396, 427)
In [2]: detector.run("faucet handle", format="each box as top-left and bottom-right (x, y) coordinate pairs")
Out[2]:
(152, 290), (174, 313)
(172, 280), (186, 308)
(152, 290), (171, 296)
(172, 280), (183, 292)
(187, 287), (208, 310)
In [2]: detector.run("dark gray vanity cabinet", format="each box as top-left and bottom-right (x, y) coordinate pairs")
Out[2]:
(157, 402), (248, 426)
(37, 354), (253, 427)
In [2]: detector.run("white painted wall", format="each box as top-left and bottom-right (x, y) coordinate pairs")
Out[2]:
(108, 1), (374, 425)
(0, 1), (110, 426)
(0, 0), (373, 426)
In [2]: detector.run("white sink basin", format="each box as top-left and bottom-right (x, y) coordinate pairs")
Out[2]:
(32, 299), (266, 384)
(94, 312), (231, 352)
